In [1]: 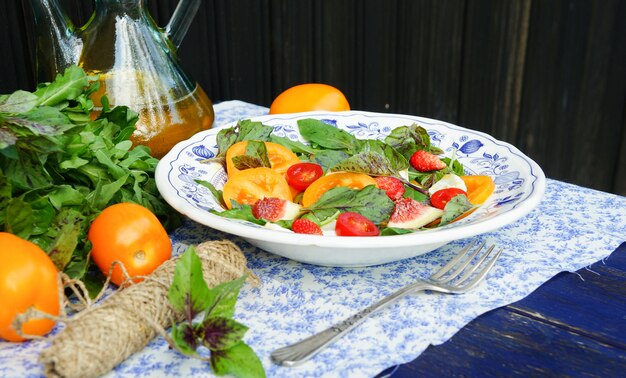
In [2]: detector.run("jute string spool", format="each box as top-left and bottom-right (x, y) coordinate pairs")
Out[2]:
(39, 240), (258, 378)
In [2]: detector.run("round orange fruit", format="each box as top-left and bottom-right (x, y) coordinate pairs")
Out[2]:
(269, 83), (350, 114)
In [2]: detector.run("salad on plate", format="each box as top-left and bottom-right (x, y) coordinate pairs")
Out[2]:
(198, 118), (495, 237)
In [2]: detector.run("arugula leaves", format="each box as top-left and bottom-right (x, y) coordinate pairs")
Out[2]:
(0, 66), (181, 286)
(168, 247), (264, 378)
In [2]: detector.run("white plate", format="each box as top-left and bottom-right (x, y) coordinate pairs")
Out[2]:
(156, 110), (545, 267)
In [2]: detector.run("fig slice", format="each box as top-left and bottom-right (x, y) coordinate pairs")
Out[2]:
(252, 197), (301, 222)
(387, 197), (444, 229)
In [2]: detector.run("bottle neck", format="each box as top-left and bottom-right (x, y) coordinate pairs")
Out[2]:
(94, 0), (145, 19)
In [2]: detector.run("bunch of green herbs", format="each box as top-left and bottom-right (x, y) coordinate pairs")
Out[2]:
(0, 66), (180, 287)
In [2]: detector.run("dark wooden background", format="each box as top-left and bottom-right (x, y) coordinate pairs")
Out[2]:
(1, 0), (625, 195)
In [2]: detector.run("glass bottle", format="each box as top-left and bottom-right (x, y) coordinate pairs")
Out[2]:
(30, 0), (214, 158)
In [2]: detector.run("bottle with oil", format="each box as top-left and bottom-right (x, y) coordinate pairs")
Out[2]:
(30, 0), (214, 158)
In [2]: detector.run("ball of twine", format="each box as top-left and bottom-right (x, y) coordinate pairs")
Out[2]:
(39, 240), (258, 378)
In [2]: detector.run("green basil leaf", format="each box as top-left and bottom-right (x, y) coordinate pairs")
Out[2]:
(211, 203), (266, 225)
(270, 134), (320, 155)
(0, 90), (38, 113)
(231, 155), (264, 170)
(244, 140), (271, 168)
(171, 323), (199, 356)
(216, 126), (239, 156)
(237, 119), (273, 142)
(0, 127), (18, 150)
(34, 66), (90, 107)
(298, 118), (359, 154)
(331, 151), (396, 176)
(403, 186), (428, 202)
(169, 246), (212, 321)
(47, 208), (85, 271)
(380, 227), (414, 236)
(195, 179), (227, 209)
(307, 149), (350, 173)
(210, 341), (266, 378)
(439, 195), (475, 226)
(204, 275), (247, 320)
(305, 185), (394, 225)
(202, 317), (248, 351)
(4, 197), (34, 238)
(358, 139), (409, 171)
(384, 123), (431, 159)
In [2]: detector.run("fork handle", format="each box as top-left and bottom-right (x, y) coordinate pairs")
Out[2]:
(271, 282), (430, 367)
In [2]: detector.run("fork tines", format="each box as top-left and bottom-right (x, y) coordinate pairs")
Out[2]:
(431, 240), (503, 290)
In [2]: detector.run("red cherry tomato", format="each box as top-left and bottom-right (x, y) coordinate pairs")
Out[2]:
(286, 162), (324, 191)
(430, 188), (467, 210)
(335, 212), (379, 237)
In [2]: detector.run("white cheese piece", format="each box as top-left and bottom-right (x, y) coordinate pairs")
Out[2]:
(428, 174), (467, 196)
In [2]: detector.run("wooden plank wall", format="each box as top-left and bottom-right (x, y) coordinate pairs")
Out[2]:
(1, 0), (625, 195)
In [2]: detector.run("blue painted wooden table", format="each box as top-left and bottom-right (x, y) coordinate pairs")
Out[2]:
(384, 242), (626, 377)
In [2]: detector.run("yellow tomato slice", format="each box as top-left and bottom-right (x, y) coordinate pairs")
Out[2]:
(225, 141), (301, 177)
(222, 167), (292, 209)
(460, 175), (495, 205)
(301, 172), (377, 207)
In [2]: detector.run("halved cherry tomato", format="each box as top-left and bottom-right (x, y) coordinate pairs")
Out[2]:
(286, 162), (324, 191)
(225, 141), (301, 176)
(222, 167), (292, 209)
(88, 203), (172, 286)
(335, 212), (379, 236)
(460, 175), (495, 205)
(0, 232), (60, 342)
(269, 83), (350, 114)
(301, 172), (377, 207)
(430, 188), (468, 209)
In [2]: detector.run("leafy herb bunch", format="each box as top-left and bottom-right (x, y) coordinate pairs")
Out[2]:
(168, 247), (264, 377)
(0, 66), (180, 285)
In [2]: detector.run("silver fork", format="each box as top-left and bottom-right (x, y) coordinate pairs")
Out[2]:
(271, 240), (503, 367)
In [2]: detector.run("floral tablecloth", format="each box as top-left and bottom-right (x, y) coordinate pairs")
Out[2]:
(2, 100), (626, 378)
